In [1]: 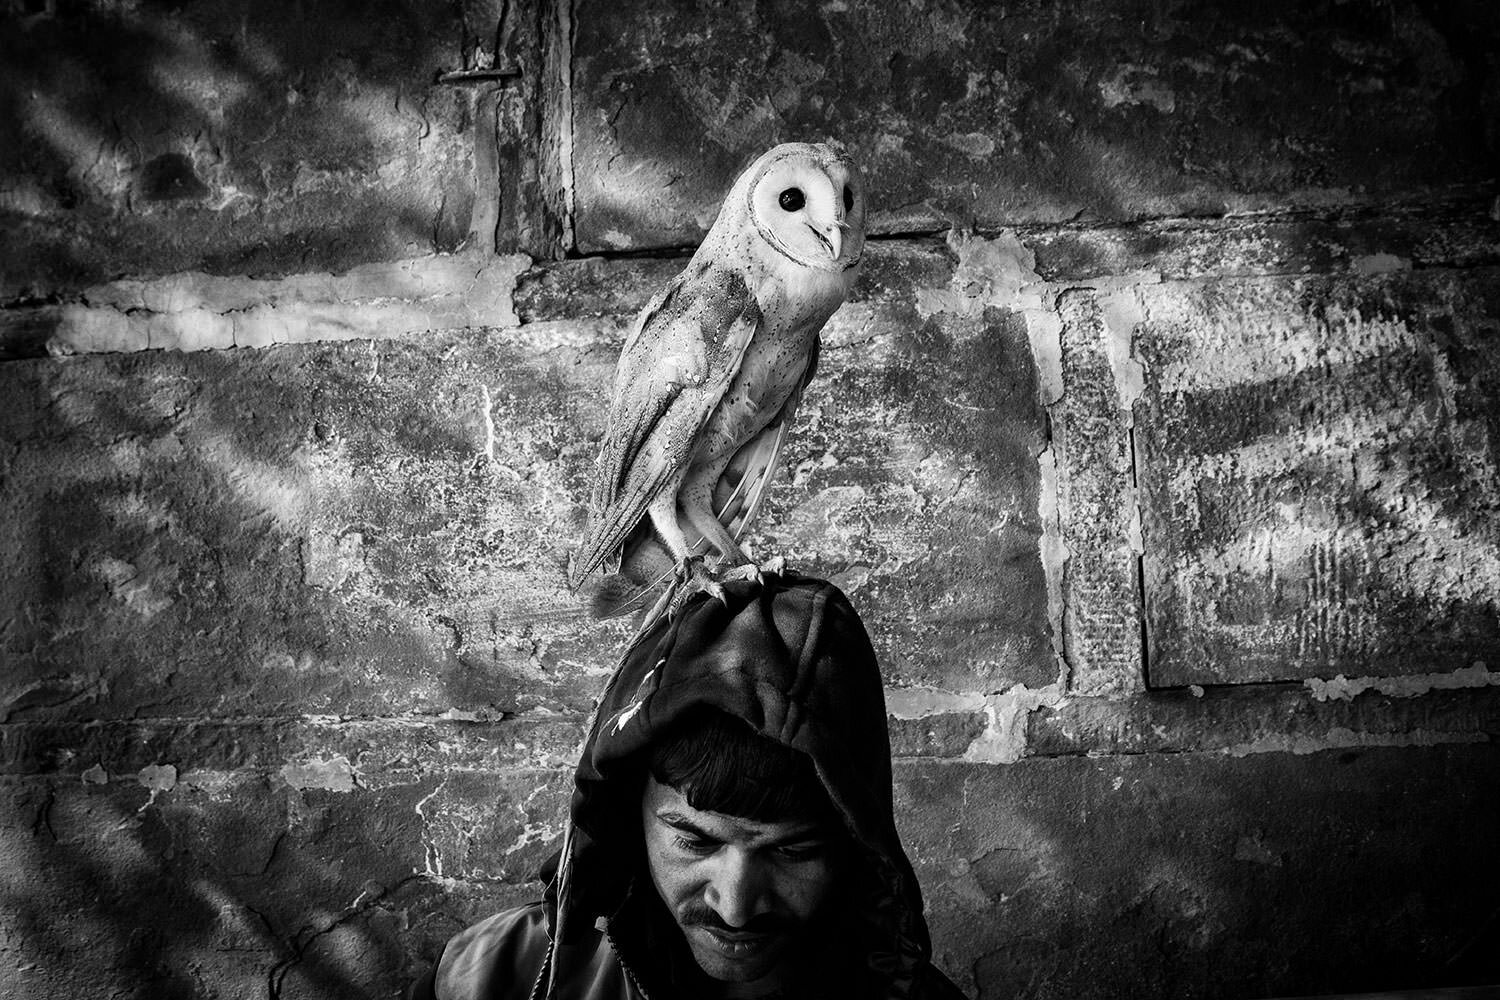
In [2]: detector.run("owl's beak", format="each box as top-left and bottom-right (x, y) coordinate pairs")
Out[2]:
(809, 220), (843, 261)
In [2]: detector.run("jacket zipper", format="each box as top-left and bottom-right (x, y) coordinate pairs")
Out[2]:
(525, 935), (554, 1000)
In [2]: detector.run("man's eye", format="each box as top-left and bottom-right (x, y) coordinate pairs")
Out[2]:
(775, 842), (826, 862)
(674, 835), (718, 855)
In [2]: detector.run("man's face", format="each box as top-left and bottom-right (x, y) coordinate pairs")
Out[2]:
(640, 776), (840, 984)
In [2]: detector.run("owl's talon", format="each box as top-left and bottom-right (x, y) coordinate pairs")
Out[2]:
(670, 555), (704, 585)
(667, 557), (729, 610)
(719, 562), (763, 586)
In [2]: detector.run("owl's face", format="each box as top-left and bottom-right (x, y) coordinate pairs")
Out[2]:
(743, 144), (866, 273)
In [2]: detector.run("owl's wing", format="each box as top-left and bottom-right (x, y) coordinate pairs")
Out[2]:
(711, 334), (821, 542)
(583, 337), (818, 621)
(571, 265), (760, 587)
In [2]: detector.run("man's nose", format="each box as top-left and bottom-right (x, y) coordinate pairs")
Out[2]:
(704, 850), (767, 928)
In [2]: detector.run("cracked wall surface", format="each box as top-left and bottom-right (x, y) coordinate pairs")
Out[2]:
(3, 1), (1500, 999)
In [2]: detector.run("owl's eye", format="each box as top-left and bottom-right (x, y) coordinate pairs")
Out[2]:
(778, 188), (805, 212)
(843, 186), (854, 212)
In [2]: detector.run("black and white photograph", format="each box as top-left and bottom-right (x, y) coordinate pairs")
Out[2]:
(2, 1), (1498, 998)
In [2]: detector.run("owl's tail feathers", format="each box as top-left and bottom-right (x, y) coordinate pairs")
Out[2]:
(577, 520), (678, 618)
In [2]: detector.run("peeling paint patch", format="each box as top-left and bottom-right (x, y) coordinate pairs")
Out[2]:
(138, 763), (178, 792)
(1305, 664), (1499, 702)
(885, 686), (987, 719)
(279, 755), (358, 792)
(42, 252), (530, 356)
(137, 763), (178, 808)
(1099, 289), (1146, 411)
(917, 231), (1049, 319)
(1025, 311), (1064, 406)
(963, 684), (1066, 764)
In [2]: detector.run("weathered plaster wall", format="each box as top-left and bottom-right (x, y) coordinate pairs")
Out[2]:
(3, 1), (1499, 999)
(569, 0), (1498, 245)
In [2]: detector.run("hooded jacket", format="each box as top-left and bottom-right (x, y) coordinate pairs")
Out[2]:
(418, 573), (968, 1000)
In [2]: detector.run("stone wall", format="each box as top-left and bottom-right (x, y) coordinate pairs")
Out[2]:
(2, 2), (1499, 999)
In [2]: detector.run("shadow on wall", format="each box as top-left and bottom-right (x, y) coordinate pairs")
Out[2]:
(0, 0), (477, 299)
(0, 740), (583, 999)
(0, 336), (609, 997)
(3, 772), (416, 999)
(1, 340), (623, 724)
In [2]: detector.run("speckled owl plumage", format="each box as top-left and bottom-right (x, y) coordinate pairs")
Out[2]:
(571, 141), (867, 618)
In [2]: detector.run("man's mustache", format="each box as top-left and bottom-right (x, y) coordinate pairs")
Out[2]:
(679, 903), (791, 936)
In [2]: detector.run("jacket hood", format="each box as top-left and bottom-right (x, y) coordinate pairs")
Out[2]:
(546, 572), (932, 998)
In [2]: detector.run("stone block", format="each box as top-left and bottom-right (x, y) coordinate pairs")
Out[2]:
(1134, 268), (1500, 685)
(1048, 289), (1147, 696)
(0, 0), (476, 298)
(569, 0), (1498, 251)
(895, 745), (1500, 999)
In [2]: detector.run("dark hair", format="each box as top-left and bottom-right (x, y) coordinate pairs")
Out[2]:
(648, 710), (838, 825)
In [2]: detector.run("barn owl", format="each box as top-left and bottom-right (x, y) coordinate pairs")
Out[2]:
(570, 141), (866, 617)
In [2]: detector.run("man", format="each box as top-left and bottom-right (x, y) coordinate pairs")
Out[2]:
(415, 573), (968, 999)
